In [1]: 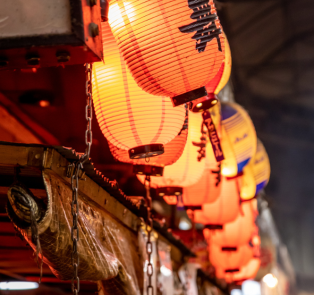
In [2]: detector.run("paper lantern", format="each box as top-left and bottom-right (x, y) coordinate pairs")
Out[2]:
(109, 129), (188, 176)
(182, 161), (222, 209)
(220, 102), (257, 177)
(208, 200), (256, 248)
(241, 139), (271, 200)
(92, 23), (186, 159)
(194, 176), (241, 228)
(190, 35), (232, 112)
(216, 258), (261, 283)
(138, 111), (206, 201)
(210, 243), (253, 271)
(108, 0), (225, 106)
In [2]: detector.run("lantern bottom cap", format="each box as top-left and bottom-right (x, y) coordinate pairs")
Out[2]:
(171, 86), (207, 107)
(157, 187), (183, 197)
(128, 144), (164, 159)
(204, 224), (223, 230)
(190, 93), (218, 113)
(133, 165), (164, 177)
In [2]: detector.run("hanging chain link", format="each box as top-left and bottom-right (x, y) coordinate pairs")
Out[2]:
(145, 175), (154, 295)
(70, 63), (93, 295)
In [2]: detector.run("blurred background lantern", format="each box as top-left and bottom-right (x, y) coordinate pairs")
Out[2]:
(182, 161), (222, 209)
(208, 199), (256, 249)
(209, 243), (254, 272)
(108, 0), (225, 106)
(138, 111), (206, 204)
(216, 257), (261, 283)
(194, 176), (241, 228)
(241, 139), (271, 200)
(220, 102), (257, 177)
(190, 34), (232, 113)
(92, 23), (186, 159)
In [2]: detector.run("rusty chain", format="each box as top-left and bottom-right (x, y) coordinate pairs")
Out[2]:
(70, 63), (93, 295)
(145, 175), (154, 295)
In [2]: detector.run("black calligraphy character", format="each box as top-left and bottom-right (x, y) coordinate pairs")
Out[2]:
(179, 0), (222, 53)
(211, 163), (221, 187)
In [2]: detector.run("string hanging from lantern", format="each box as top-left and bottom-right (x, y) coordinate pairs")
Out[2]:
(92, 23), (186, 159)
(108, 0), (225, 106)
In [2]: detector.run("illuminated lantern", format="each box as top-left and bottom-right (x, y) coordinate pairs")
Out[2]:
(92, 23), (186, 159)
(241, 139), (271, 200)
(216, 258), (261, 283)
(220, 102), (257, 177)
(182, 162), (222, 209)
(207, 200), (256, 248)
(109, 129), (188, 176)
(191, 35), (232, 112)
(138, 112), (206, 203)
(194, 176), (241, 228)
(108, 0), (225, 106)
(209, 243), (253, 271)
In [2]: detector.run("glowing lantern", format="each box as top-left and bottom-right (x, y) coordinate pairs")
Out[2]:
(220, 102), (257, 177)
(191, 35), (232, 112)
(108, 0), (225, 106)
(92, 23), (186, 159)
(209, 244), (253, 271)
(216, 258), (261, 283)
(194, 176), (241, 227)
(109, 129), (188, 176)
(241, 139), (271, 200)
(207, 200), (256, 248)
(138, 112), (206, 203)
(182, 162), (222, 209)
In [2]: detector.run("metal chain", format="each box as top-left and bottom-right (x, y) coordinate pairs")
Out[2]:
(70, 63), (93, 295)
(145, 175), (154, 295)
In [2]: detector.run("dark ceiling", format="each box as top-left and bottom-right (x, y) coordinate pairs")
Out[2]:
(216, 0), (314, 291)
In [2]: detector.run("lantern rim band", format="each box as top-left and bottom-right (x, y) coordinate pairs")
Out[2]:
(133, 165), (164, 177)
(184, 205), (202, 210)
(221, 247), (238, 252)
(204, 224), (223, 230)
(157, 187), (183, 197)
(171, 87), (208, 107)
(190, 94), (218, 113)
(225, 268), (240, 273)
(128, 144), (164, 159)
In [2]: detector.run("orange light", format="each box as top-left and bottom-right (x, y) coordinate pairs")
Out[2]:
(194, 176), (241, 226)
(108, 0), (225, 105)
(138, 112), (205, 189)
(216, 258), (261, 283)
(92, 23), (185, 158)
(209, 244), (253, 271)
(182, 162), (222, 208)
(209, 200), (256, 248)
(163, 196), (178, 205)
(39, 100), (50, 107)
(108, 129), (188, 167)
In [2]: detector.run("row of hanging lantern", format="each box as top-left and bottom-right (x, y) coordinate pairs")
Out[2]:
(90, 0), (271, 287)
